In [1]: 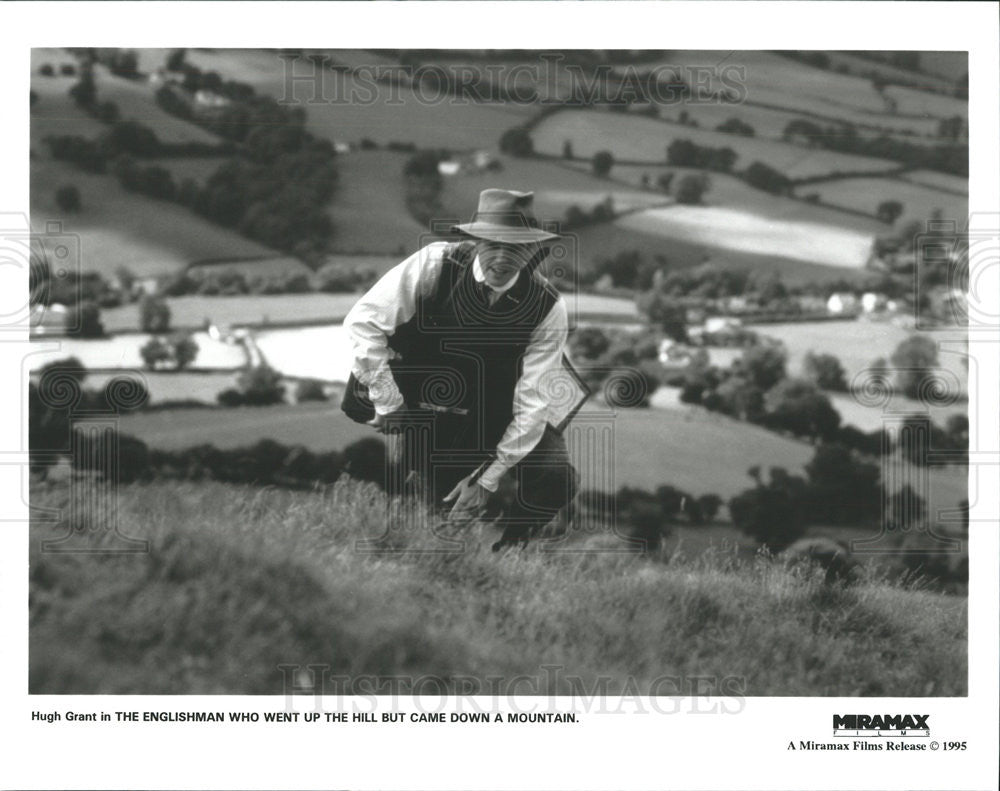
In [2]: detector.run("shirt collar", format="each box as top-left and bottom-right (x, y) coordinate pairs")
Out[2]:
(472, 255), (520, 294)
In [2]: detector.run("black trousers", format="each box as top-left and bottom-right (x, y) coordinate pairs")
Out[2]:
(386, 412), (579, 550)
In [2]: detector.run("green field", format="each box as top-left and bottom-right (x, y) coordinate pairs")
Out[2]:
(655, 50), (959, 135)
(901, 169), (968, 195)
(793, 176), (967, 227)
(531, 109), (902, 178)
(30, 157), (276, 277)
(29, 476), (967, 694)
(755, 320), (969, 397)
(116, 398), (967, 512)
(143, 48), (535, 150)
(820, 52), (960, 100)
(441, 154), (670, 221)
(327, 150), (427, 254)
(31, 49), (220, 146)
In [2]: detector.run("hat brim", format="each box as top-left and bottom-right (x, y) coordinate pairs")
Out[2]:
(452, 222), (561, 244)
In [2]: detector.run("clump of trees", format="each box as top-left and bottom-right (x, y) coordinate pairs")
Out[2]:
(715, 117), (755, 137)
(140, 333), (199, 371)
(781, 118), (967, 177)
(743, 161), (793, 195)
(568, 326), (662, 409)
(804, 351), (848, 392)
(218, 364), (286, 407)
(591, 150), (614, 177)
(674, 173), (710, 205)
(139, 295), (171, 332)
(667, 139), (737, 173)
(403, 150), (446, 226)
(499, 127), (534, 157)
(564, 196), (615, 229)
(55, 185), (81, 212)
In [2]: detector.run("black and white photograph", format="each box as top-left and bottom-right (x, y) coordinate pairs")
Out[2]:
(2, 1), (999, 789)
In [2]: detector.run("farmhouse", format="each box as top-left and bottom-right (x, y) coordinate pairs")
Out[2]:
(826, 292), (860, 315)
(437, 149), (499, 176)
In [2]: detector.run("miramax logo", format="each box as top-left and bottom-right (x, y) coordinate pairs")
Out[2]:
(833, 714), (930, 737)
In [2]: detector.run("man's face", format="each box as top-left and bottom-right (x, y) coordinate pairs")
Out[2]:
(477, 241), (537, 287)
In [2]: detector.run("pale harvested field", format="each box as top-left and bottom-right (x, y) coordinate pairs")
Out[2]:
(614, 205), (876, 269)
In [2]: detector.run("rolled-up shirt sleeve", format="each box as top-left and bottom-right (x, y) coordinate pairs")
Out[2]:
(477, 297), (569, 492)
(343, 243), (443, 415)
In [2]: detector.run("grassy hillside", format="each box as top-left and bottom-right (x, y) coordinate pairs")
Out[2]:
(29, 477), (967, 695)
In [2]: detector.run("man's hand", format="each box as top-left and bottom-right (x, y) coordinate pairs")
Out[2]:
(442, 474), (490, 522)
(367, 407), (407, 466)
(366, 404), (409, 433)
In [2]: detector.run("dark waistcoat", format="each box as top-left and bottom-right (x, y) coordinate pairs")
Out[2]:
(365, 241), (558, 452)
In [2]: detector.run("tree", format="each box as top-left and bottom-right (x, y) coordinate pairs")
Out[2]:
(237, 364), (285, 406)
(68, 65), (97, 108)
(743, 161), (792, 195)
(695, 494), (722, 523)
(569, 326), (611, 360)
(674, 173), (709, 205)
(884, 484), (926, 531)
(592, 150), (614, 178)
(615, 486), (667, 551)
(103, 120), (161, 156)
(68, 300), (104, 338)
(804, 443), (881, 525)
(603, 364), (659, 409)
(716, 117), (755, 137)
(736, 344), (787, 390)
(667, 139), (698, 166)
(498, 127), (533, 157)
(140, 336), (172, 370)
(765, 379), (841, 440)
(172, 332), (199, 370)
(876, 200), (905, 224)
(295, 378), (328, 402)
(636, 292), (688, 342)
(55, 184), (81, 213)
(139, 295), (171, 333)
(890, 334), (939, 399)
(729, 466), (809, 552)
(709, 375), (765, 422)
(803, 351), (848, 391)
(166, 48), (187, 71)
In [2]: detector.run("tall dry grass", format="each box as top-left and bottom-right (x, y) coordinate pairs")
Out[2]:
(29, 477), (966, 695)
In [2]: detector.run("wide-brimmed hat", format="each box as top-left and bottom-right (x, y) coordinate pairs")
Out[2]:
(452, 189), (562, 244)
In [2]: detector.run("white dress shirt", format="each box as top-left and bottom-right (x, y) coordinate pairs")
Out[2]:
(343, 241), (569, 492)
